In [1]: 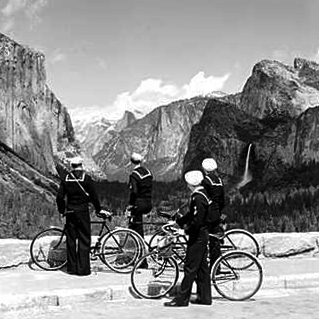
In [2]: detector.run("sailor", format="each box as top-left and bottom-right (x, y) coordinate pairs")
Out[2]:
(56, 156), (105, 276)
(164, 170), (212, 307)
(126, 152), (153, 240)
(202, 158), (225, 269)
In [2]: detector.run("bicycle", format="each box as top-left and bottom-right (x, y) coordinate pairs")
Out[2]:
(130, 222), (263, 301)
(30, 212), (140, 273)
(110, 208), (182, 264)
(148, 212), (260, 266)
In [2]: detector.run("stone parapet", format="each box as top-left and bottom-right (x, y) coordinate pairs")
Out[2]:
(1, 232), (319, 268)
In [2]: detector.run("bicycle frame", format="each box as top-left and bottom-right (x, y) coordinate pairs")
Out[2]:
(52, 220), (115, 260)
(119, 218), (167, 254)
(89, 220), (111, 259)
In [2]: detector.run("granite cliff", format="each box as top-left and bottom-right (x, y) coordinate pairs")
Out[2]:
(72, 111), (136, 159)
(0, 33), (95, 237)
(93, 96), (210, 181)
(239, 59), (319, 119)
(81, 58), (319, 185)
(0, 33), (78, 175)
(184, 58), (319, 195)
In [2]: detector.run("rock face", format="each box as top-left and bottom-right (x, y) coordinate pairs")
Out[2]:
(0, 141), (58, 200)
(93, 97), (210, 181)
(294, 58), (319, 90)
(72, 117), (114, 157)
(259, 232), (319, 258)
(1, 232), (319, 268)
(184, 58), (319, 189)
(0, 33), (76, 176)
(114, 110), (136, 132)
(239, 59), (319, 119)
(72, 111), (136, 159)
(184, 98), (254, 181)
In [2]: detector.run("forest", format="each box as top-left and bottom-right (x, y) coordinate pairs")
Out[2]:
(1, 163), (319, 239)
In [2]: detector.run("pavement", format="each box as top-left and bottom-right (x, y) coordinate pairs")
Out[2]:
(1, 256), (319, 312)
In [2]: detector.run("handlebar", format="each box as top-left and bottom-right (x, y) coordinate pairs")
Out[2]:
(156, 222), (181, 251)
(157, 208), (181, 220)
(161, 221), (180, 236)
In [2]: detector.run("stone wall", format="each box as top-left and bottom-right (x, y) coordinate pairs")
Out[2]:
(255, 232), (319, 258)
(1, 232), (319, 269)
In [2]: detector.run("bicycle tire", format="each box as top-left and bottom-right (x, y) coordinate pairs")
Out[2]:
(223, 229), (260, 258)
(130, 251), (179, 299)
(148, 230), (187, 266)
(30, 227), (67, 271)
(211, 250), (263, 301)
(100, 228), (140, 273)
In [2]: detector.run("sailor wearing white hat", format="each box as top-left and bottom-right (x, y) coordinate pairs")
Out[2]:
(56, 155), (103, 276)
(201, 158), (225, 271)
(127, 152), (153, 249)
(130, 152), (143, 164)
(164, 170), (212, 307)
(184, 170), (204, 187)
(202, 158), (217, 172)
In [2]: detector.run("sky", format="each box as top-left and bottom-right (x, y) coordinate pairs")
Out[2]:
(1, 0), (319, 121)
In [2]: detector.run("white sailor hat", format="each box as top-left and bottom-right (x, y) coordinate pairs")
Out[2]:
(202, 158), (217, 172)
(131, 152), (143, 163)
(70, 156), (83, 165)
(184, 170), (204, 186)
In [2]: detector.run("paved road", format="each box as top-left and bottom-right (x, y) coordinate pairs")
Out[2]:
(2, 287), (319, 319)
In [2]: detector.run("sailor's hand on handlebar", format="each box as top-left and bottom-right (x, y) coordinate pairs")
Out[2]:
(170, 227), (185, 236)
(162, 221), (184, 236)
(176, 228), (185, 236)
(124, 205), (135, 218)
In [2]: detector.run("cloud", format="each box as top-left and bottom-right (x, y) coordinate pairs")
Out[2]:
(25, 0), (48, 28)
(108, 71), (230, 119)
(1, 0), (28, 16)
(69, 71), (230, 124)
(0, 0), (48, 34)
(50, 49), (67, 64)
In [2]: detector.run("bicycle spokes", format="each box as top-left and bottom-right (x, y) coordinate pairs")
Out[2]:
(212, 251), (263, 301)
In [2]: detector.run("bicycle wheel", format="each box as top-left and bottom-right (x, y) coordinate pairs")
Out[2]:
(30, 227), (67, 271)
(101, 229), (140, 273)
(131, 251), (179, 299)
(149, 230), (187, 266)
(223, 229), (260, 257)
(211, 250), (263, 301)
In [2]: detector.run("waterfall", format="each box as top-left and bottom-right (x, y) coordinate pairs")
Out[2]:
(238, 143), (252, 188)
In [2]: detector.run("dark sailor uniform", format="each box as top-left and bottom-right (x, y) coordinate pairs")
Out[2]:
(128, 165), (153, 238)
(202, 172), (225, 269)
(56, 170), (101, 276)
(174, 186), (212, 306)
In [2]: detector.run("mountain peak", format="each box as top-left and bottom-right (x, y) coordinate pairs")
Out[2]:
(0, 33), (44, 62)
(240, 58), (319, 118)
(294, 57), (319, 91)
(114, 110), (137, 131)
